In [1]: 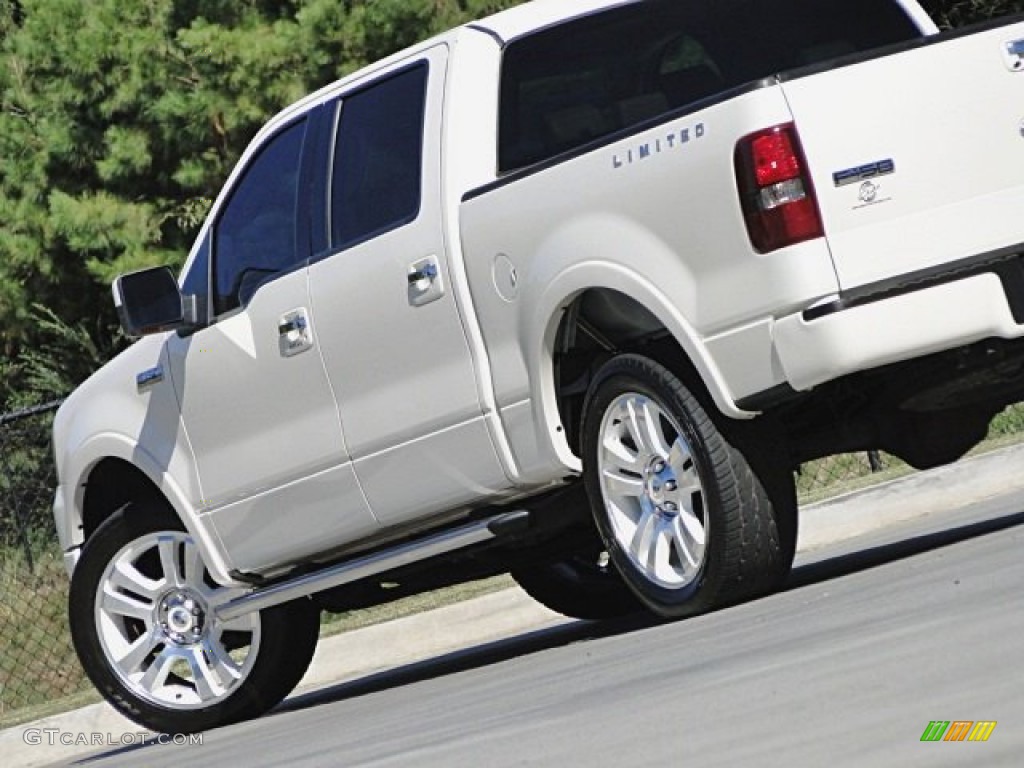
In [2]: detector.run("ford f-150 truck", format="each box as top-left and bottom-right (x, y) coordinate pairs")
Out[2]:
(52, 0), (1024, 733)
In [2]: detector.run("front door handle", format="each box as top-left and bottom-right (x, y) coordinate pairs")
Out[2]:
(278, 308), (312, 357)
(278, 314), (308, 335)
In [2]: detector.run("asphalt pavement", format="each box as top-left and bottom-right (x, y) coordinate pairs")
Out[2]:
(5, 442), (1024, 767)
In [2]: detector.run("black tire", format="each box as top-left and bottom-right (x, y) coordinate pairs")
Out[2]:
(69, 504), (320, 734)
(581, 354), (795, 619)
(510, 545), (642, 621)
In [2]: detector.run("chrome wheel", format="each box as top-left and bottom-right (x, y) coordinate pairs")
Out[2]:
(597, 392), (707, 589)
(94, 531), (260, 710)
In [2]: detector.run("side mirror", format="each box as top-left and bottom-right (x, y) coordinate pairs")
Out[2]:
(112, 266), (184, 338)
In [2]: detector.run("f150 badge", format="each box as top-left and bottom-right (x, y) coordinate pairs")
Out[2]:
(834, 158), (895, 209)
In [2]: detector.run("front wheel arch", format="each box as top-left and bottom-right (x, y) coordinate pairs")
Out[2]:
(82, 458), (170, 541)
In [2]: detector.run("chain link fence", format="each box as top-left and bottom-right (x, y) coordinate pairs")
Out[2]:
(0, 401), (93, 725)
(1, 400), (1023, 726)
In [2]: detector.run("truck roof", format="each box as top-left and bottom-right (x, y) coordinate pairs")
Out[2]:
(471, 0), (635, 43)
(472, 0), (937, 43)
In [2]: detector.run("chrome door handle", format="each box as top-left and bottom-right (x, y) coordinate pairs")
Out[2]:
(407, 257), (443, 307)
(407, 262), (438, 285)
(278, 315), (308, 335)
(278, 308), (312, 357)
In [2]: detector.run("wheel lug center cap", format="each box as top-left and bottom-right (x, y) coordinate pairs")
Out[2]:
(645, 459), (675, 505)
(160, 590), (205, 640)
(168, 607), (192, 633)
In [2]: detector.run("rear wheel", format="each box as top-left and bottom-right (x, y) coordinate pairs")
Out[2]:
(582, 354), (795, 619)
(69, 505), (319, 733)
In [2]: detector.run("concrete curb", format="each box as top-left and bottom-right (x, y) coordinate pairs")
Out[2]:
(797, 442), (1024, 551)
(5, 442), (1024, 767)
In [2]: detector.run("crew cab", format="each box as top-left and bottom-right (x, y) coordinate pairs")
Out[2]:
(53, 0), (1024, 733)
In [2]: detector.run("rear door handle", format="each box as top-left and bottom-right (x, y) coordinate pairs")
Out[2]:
(407, 262), (438, 285)
(407, 256), (444, 307)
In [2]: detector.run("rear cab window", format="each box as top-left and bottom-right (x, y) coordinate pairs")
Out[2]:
(498, 0), (921, 172)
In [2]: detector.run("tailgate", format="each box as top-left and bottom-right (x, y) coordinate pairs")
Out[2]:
(782, 19), (1024, 290)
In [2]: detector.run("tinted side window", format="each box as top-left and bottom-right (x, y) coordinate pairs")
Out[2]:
(213, 118), (307, 315)
(331, 64), (427, 251)
(499, 0), (919, 172)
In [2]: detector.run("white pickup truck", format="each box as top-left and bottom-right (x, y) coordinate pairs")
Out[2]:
(53, 0), (1024, 733)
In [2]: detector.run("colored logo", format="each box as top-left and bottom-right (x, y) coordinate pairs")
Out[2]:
(920, 721), (997, 742)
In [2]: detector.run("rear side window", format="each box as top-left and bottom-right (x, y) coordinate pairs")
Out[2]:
(499, 0), (920, 172)
(330, 63), (428, 251)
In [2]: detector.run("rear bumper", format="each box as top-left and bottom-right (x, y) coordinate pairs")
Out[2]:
(774, 272), (1024, 391)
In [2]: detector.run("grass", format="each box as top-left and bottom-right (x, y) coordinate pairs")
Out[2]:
(317, 575), (515, 638)
(0, 544), (94, 729)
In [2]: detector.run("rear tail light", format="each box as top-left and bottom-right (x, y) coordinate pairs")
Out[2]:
(735, 124), (823, 253)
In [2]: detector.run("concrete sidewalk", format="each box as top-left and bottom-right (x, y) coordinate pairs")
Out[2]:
(5, 442), (1024, 767)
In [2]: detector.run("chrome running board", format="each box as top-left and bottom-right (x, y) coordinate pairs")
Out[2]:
(214, 510), (529, 622)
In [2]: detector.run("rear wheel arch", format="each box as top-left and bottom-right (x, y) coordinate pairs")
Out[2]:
(549, 288), (731, 454)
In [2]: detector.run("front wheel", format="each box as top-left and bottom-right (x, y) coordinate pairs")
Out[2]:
(69, 505), (320, 733)
(582, 354), (795, 619)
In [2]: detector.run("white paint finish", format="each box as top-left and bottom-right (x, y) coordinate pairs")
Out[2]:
(309, 45), (511, 525)
(703, 319), (785, 402)
(892, 0), (941, 34)
(206, 463), (375, 574)
(439, 30), (522, 484)
(774, 273), (1024, 391)
(167, 269), (376, 573)
(782, 18), (1024, 289)
(351, 416), (512, 525)
(49, 337), (238, 583)
(459, 87), (838, 476)
(495, 397), (582, 485)
(473, 0), (639, 42)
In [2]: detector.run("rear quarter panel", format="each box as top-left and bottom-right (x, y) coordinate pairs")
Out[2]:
(459, 86), (840, 482)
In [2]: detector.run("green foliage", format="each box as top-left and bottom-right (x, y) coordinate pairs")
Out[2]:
(921, 0), (1024, 27)
(0, 0), (1018, 407)
(0, 0), (522, 407)
(988, 402), (1024, 437)
(4, 306), (120, 407)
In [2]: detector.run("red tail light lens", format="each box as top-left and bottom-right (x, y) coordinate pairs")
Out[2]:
(735, 124), (823, 253)
(751, 130), (802, 186)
